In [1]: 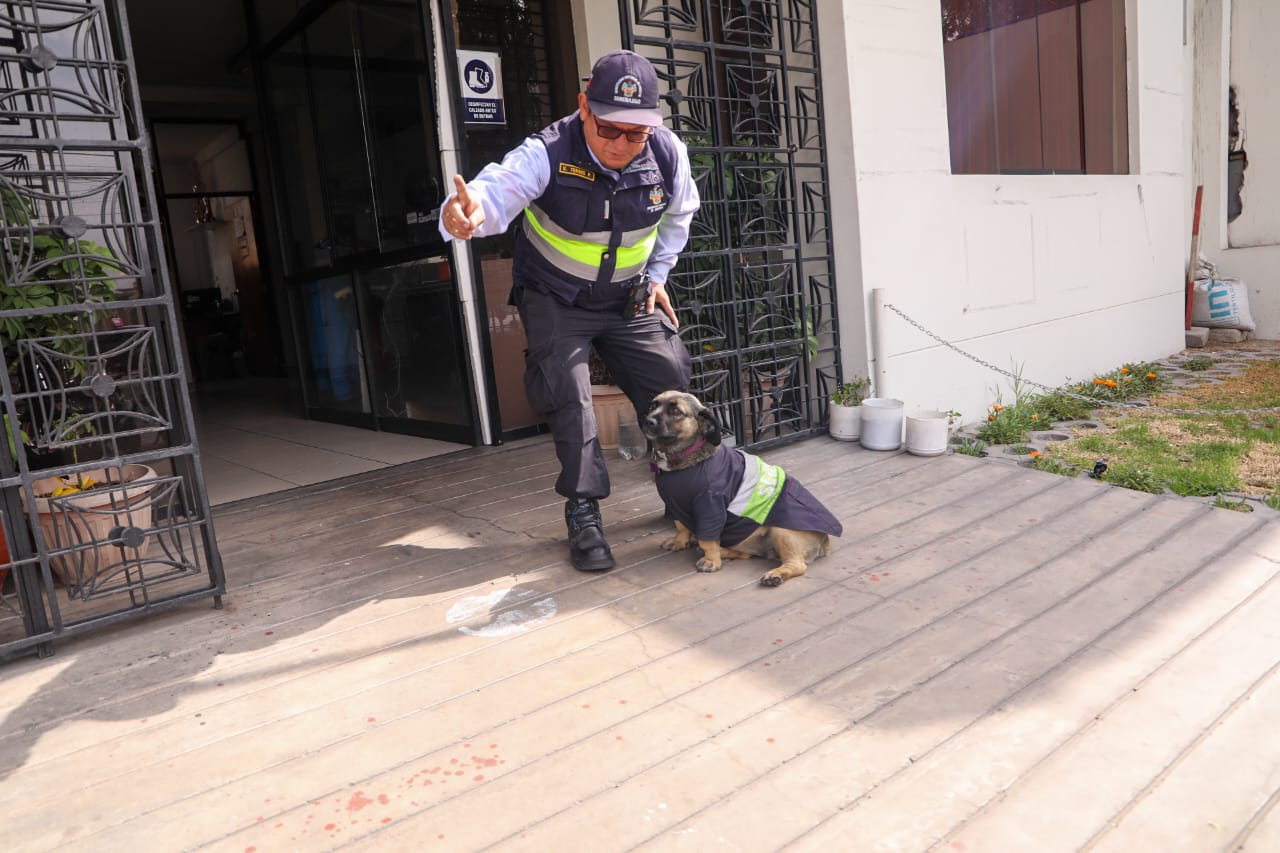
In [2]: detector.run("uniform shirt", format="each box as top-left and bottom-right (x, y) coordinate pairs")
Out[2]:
(654, 445), (844, 547)
(437, 127), (699, 285)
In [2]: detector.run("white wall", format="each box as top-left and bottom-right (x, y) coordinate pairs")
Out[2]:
(1193, 0), (1280, 336)
(822, 0), (1188, 426)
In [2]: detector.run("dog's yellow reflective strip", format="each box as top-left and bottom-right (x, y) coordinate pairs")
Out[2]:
(740, 456), (786, 524)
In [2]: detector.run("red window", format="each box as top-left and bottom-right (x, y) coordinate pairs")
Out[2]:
(941, 0), (1129, 174)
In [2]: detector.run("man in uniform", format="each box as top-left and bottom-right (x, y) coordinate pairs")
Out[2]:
(440, 49), (700, 572)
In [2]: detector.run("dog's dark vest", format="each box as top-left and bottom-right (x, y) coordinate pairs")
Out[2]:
(654, 445), (844, 546)
(513, 113), (679, 311)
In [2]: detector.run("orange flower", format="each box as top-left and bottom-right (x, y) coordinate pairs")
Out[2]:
(1102, 379), (1118, 388)
(1146, 372), (1157, 379)
(1028, 451), (1041, 457)
(1030, 413), (1039, 420)
(1120, 367), (1130, 374)
(1093, 378), (1106, 386)
(992, 404), (1003, 412)
(988, 415), (995, 422)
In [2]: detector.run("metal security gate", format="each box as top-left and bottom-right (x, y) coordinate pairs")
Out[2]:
(0, 0), (224, 659)
(621, 0), (841, 448)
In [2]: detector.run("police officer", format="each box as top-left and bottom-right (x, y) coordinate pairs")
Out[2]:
(441, 50), (700, 572)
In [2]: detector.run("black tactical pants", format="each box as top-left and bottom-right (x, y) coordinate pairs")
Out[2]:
(515, 286), (691, 500)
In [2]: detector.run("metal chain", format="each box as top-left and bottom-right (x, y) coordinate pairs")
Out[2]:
(883, 302), (1280, 418)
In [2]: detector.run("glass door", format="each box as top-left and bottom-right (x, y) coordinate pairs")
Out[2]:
(260, 0), (476, 441)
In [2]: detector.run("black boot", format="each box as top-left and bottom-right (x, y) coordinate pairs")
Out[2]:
(565, 498), (615, 571)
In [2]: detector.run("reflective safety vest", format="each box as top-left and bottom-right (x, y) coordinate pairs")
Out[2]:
(513, 113), (678, 310)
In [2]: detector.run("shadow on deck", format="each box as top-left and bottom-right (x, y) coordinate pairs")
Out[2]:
(2, 435), (1279, 851)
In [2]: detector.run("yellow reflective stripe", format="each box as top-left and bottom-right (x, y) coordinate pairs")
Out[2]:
(524, 208), (604, 266)
(740, 457), (786, 524)
(523, 207), (659, 278)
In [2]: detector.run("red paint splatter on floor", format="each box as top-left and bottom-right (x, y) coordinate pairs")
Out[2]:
(950, 842), (966, 851)
(619, 699), (628, 704)
(474, 775), (485, 781)
(616, 735), (623, 741)
(245, 847), (256, 852)
(489, 743), (497, 748)
(382, 818), (393, 824)
(264, 631), (274, 636)
(325, 823), (336, 831)
(275, 824), (283, 829)
(454, 770), (465, 776)
(705, 714), (714, 719)
(869, 575), (880, 582)
(767, 738), (775, 743)
(449, 758), (458, 764)
(378, 794), (389, 805)
(140, 718), (148, 724)
(438, 834), (446, 840)
(772, 639), (783, 645)
(346, 791), (374, 812)
(367, 717), (376, 723)
(256, 816), (264, 822)
(582, 704), (591, 709)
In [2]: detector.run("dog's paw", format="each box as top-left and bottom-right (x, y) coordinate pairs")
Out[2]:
(695, 556), (722, 573)
(661, 536), (692, 552)
(759, 571), (784, 587)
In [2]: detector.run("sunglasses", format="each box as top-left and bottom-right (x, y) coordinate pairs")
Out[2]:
(590, 113), (652, 144)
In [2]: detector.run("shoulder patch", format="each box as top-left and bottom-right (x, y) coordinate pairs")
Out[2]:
(558, 162), (596, 182)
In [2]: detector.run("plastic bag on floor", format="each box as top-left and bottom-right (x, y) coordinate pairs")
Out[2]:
(1192, 277), (1256, 331)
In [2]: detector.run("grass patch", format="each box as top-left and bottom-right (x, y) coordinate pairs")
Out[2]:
(1031, 359), (1280, 498)
(1182, 356), (1214, 371)
(953, 437), (988, 457)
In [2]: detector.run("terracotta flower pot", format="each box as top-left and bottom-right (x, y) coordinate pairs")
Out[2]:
(22, 464), (157, 590)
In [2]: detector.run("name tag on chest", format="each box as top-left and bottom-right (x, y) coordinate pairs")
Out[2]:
(558, 163), (596, 182)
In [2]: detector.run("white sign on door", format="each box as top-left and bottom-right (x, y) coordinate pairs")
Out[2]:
(457, 50), (505, 126)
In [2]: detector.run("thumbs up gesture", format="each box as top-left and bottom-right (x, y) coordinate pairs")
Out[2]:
(443, 174), (485, 240)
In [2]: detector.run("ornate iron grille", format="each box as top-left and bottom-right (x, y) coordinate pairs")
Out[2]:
(621, 0), (841, 448)
(0, 0), (224, 660)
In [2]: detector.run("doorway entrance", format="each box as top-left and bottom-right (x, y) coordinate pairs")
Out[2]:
(257, 0), (478, 443)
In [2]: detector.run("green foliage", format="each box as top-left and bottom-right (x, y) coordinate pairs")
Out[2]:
(1182, 356), (1214, 371)
(1103, 463), (1165, 494)
(976, 396), (1037, 445)
(1031, 454), (1079, 477)
(1264, 494), (1280, 511)
(953, 437), (988, 457)
(0, 188), (117, 356)
(1212, 496), (1253, 512)
(831, 376), (869, 407)
(1031, 390), (1095, 422)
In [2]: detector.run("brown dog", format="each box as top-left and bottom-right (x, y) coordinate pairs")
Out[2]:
(641, 390), (843, 586)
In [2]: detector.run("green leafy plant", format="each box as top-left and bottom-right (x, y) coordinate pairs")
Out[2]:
(1, 189), (118, 378)
(1212, 495), (1253, 512)
(830, 376), (869, 407)
(1263, 494), (1280, 511)
(1182, 356), (1214, 371)
(953, 437), (988, 457)
(1030, 454), (1079, 477)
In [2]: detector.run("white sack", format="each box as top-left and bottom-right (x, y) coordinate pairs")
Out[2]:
(1192, 277), (1256, 331)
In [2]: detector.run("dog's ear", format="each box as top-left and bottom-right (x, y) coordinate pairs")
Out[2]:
(696, 405), (722, 446)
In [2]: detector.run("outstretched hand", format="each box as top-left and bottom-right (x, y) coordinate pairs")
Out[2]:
(442, 174), (485, 240)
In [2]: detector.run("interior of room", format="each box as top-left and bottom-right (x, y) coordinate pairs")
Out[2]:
(125, 0), (469, 505)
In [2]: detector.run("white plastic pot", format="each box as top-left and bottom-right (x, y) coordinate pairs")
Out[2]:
(905, 410), (951, 457)
(859, 398), (904, 451)
(828, 403), (861, 441)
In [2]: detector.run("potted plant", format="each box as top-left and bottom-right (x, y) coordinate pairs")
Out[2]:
(905, 408), (961, 457)
(828, 376), (869, 441)
(22, 461), (158, 593)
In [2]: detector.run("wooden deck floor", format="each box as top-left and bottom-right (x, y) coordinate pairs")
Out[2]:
(2, 434), (1280, 852)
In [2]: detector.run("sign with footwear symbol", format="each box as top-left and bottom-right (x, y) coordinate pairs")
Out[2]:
(457, 50), (505, 125)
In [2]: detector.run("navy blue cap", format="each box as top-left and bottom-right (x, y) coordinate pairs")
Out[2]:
(583, 49), (663, 127)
